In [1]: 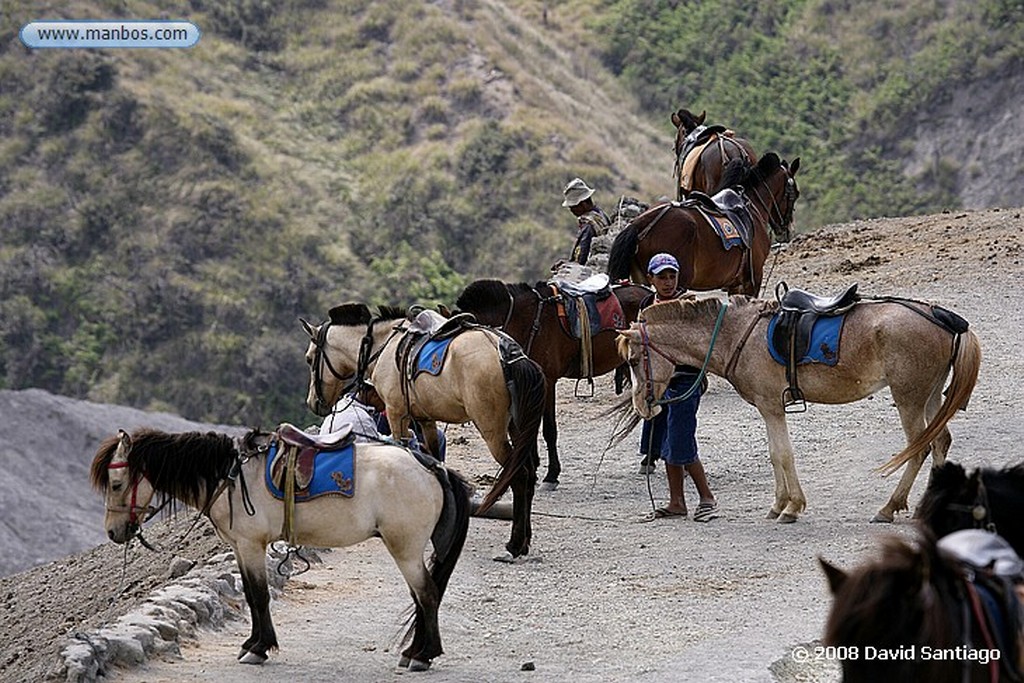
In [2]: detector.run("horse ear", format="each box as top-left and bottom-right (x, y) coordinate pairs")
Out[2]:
(789, 157), (801, 177)
(696, 110), (706, 124)
(671, 110), (682, 127)
(819, 557), (848, 594)
(299, 317), (317, 340)
(437, 304), (452, 317)
(117, 429), (132, 456)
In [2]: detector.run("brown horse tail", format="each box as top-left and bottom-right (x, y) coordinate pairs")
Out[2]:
(879, 329), (982, 476)
(475, 356), (544, 513)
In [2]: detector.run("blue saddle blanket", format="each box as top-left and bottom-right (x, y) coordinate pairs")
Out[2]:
(415, 338), (454, 377)
(265, 442), (355, 501)
(766, 313), (845, 366)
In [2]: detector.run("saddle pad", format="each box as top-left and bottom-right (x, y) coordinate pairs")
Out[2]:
(696, 207), (744, 250)
(766, 312), (845, 366)
(560, 292), (627, 339)
(265, 442), (355, 501)
(680, 138), (714, 191)
(414, 337), (454, 377)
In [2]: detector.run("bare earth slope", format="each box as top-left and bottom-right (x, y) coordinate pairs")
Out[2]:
(1, 208), (1021, 683)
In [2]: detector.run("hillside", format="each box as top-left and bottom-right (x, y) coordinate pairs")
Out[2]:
(1, 0), (1022, 430)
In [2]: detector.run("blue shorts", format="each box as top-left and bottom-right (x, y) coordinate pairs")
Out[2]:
(639, 375), (701, 466)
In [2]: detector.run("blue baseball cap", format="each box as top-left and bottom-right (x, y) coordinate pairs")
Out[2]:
(648, 253), (679, 274)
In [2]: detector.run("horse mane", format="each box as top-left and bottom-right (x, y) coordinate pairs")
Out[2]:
(717, 152), (782, 193)
(91, 429), (239, 509)
(456, 280), (513, 313)
(639, 297), (723, 325)
(376, 305), (406, 321)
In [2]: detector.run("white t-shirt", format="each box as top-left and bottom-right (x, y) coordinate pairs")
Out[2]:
(318, 397), (380, 442)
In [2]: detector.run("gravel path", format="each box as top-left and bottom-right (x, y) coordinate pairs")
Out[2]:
(3, 208), (1021, 683)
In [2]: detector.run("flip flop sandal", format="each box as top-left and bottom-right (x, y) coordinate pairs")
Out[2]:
(641, 507), (687, 523)
(693, 501), (719, 522)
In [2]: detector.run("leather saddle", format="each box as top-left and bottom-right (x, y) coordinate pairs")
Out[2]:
(675, 188), (754, 249)
(771, 282), (860, 412)
(270, 422), (355, 491)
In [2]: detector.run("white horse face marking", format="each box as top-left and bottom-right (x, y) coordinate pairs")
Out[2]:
(103, 430), (155, 544)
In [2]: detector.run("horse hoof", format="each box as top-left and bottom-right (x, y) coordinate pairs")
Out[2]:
(871, 512), (895, 523)
(777, 513), (799, 524)
(398, 655), (410, 668)
(540, 480), (559, 491)
(238, 651), (268, 665)
(408, 659), (432, 671)
(765, 509), (781, 520)
(493, 550), (516, 563)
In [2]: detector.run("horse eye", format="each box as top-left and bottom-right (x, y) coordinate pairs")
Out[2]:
(111, 481), (122, 492)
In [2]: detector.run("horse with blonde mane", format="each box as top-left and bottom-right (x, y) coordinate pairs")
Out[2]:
(616, 294), (980, 522)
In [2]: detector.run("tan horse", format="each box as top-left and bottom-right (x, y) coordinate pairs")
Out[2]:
(616, 295), (981, 522)
(92, 427), (472, 670)
(301, 303), (545, 560)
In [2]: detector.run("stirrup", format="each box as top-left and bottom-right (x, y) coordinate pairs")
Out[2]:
(574, 378), (595, 398)
(782, 386), (807, 413)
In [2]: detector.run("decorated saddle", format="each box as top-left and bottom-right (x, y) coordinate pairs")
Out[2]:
(265, 422), (357, 501)
(548, 275), (628, 340)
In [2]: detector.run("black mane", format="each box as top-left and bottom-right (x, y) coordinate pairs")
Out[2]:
(717, 152), (782, 193)
(455, 280), (510, 313)
(91, 429), (239, 509)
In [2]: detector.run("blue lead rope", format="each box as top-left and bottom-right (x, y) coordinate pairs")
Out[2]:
(652, 299), (729, 407)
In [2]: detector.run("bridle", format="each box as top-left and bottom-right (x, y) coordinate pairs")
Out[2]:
(630, 301), (729, 412)
(946, 476), (997, 534)
(105, 461), (158, 527)
(309, 317), (398, 413)
(748, 162), (797, 242)
(501, 284), (558, 355)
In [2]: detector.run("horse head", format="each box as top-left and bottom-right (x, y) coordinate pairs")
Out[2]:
(301, 313), (359, 418)
(616, 323), (672, 421)
(916, 461), (996, 538)
(94, 429), (157, 544)
(726, 153), (800, 243)
(671, 107), (706, 157)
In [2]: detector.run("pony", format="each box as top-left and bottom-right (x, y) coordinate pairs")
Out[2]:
(671, 107), (758, 199)
(91, 427), (473, 670)
(820, 530), (1024, 683)
(615, 294), (981, 522)
(917, 461), (1024, 557)
(301, 303), (545, 560)
(454, 279), (650, 488)
(608, 152), (800, 297)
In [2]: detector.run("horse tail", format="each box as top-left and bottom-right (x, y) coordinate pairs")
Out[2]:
(608, 221), (639, 281)
(476, 356), (545, 513)
(879, 329), (982, 476)
(427, 469), (472, 598)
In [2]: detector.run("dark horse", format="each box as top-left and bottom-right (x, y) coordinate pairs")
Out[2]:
(455, 279), (650, 487)
(672, 107), (758, 199)
(917, 461), (1024, 557)
(821, 530), (1024, 682)
(608, 152), (800, 296)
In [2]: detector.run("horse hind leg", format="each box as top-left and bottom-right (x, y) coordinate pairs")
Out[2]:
(875, 397), (933, 523)
(388, 543), (443, 670)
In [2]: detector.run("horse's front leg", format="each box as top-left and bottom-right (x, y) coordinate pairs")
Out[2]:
(540, 383), (560, 489)
(759, 409), (806, 523)
(387, 411), (414, 447)
(234, 541), (278, 664)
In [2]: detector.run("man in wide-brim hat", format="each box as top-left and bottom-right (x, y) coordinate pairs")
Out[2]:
(559, 177), (611, 267)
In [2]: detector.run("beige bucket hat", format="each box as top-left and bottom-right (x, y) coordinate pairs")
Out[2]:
(562, 177), (595, 207)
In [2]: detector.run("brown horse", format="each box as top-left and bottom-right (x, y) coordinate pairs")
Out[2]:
(821, 530), (1024, 682)
(608, 152), (800, 296)
(616, 295), (980, 522)
(455, 279), (650, 487)
(672, 108), (758, 199)
(302, 304), (545, 560)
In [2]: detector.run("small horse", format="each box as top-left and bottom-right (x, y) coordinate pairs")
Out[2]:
(821, 530), (1024, 682)
(616, 294), (981, 522)
(917, 461), (1024, 557)
(454, 279), (650, 487)
(671, 107), (758, 198)
(91, 427), (473, 670)
(608, 152), (800, 297)
(301, 304), (545, 560)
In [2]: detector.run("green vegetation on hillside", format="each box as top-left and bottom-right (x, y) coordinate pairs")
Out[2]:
(1, 0), (1020, 425)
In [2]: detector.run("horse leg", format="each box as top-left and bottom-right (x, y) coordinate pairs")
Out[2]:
(235, 542), (278, 664)
(760, 409), (806, 522)
(498, 461), (536, 561)
(388, 545), (442, 670)
(875, 394), (940, 522)
(540, 382), (560, 489)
